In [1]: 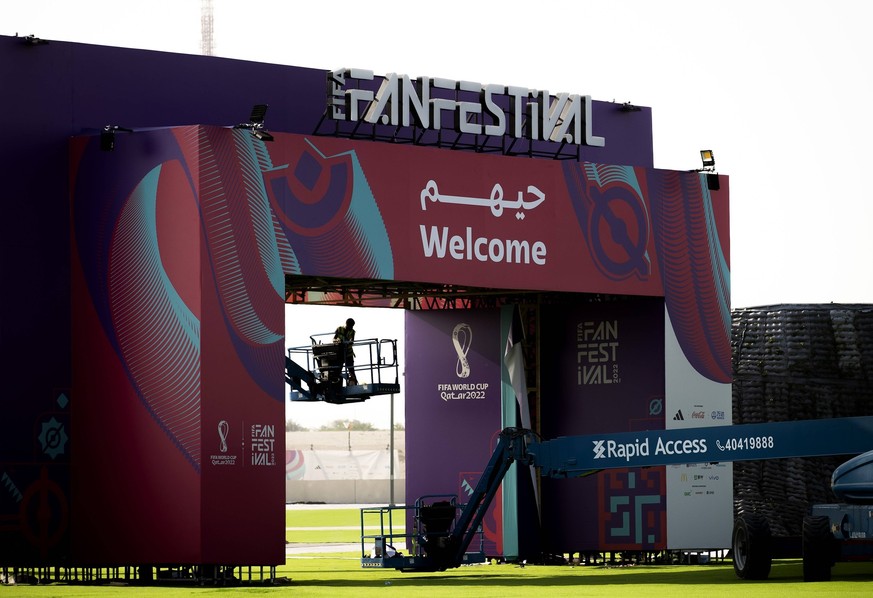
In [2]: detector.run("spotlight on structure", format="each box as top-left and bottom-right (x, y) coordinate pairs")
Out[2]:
(21, 34), (49, 46)
(100, 125), (133, 152)
(249, 103), (268, 126)
(620, 101), (641, 112)
(252, 128), (274, 142)
(706, 173), (720, 191)
(234, 104), (274, 142)
(696, 150), (719, 189)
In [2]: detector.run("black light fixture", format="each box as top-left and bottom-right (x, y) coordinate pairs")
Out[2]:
(100, 125), (133, 152)
(235, 104), (274, 142)
(620, 101), (641, 112)
(697, 150), (720, 190)
(20, 34), (49, 46)
(249, 104), (268, 126)
(252, 128), (274, 142)
(690, 150), (719, 190)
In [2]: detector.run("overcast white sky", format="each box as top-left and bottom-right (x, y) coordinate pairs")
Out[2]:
(3, 0), (871, 425)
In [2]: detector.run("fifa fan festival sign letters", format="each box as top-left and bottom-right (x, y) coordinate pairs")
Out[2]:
(328, 68), (606, 147)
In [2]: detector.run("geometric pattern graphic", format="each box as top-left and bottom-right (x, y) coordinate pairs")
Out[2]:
(38, 417), (68, 460)
(598, 468), (666, 551)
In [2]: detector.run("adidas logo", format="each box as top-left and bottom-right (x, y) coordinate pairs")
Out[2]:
(673, 410), (685, 421)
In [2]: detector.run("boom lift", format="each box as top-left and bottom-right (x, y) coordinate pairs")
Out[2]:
(285, 332), (400, 404)
(360, 417), (873, 576)
(734, 448), (873, 581)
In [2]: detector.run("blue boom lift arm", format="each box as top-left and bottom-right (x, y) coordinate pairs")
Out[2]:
(361, 416), (873, 572)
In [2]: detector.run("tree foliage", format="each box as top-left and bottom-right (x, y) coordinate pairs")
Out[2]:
(319, 419), (376, 431)
(285, 419), (308, 432)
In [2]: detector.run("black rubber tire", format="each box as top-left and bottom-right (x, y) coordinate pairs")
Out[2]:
(732, 513), (772, 580)
(802, 515), (833, 582)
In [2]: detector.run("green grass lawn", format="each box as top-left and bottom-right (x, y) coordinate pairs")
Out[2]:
(286, 508), (364, 528)
(6, 507), (873, 596)
(277, 557), (873, 598)
(286, 507), (405, 544)
(7, 559), (873, 597)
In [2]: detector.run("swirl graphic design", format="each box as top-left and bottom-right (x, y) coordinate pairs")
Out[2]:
(195, 127), (287, 393)
(263, 138), (394, 279)
(562, 162), (651, 281)
(72, 129), (401, 472)
(561, 161), (730, 384)
(218, 420), (229, 453)
(109, 167), (202, 458)
(72, 127), (293, 472)
(74, 131), (203, 470)
(286, 450), (306, 481)
(646, 170), (731, 383)
(452, 323), (472, 378)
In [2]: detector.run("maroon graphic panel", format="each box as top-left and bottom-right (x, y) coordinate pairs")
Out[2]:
(70, 127), (284, 565)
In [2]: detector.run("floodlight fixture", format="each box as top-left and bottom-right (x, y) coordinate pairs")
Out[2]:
(620, 101), (641, 112)
(700, 149), (715, 170)
(100, 125), (133, 152)
(235, 104), (274, 142)
(249, 104), (268, 124)
(21, 34), (49, 46)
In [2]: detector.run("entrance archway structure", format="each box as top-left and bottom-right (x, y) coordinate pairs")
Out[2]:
(70, 106), (729, 567)
(4, 35), (729, 573)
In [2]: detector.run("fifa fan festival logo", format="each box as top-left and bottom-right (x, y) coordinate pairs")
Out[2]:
(250, 424), (276, 466)
(577, 319), (621, 385)
(452, 323), (472, 378)
(218, 420), (229, 453)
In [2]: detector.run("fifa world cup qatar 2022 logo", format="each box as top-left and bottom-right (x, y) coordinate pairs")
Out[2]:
(436, 322), (489, 402)
(210, 420), (237, 466)
(452, 323), (472, 378)
(218, 419), (229, 453)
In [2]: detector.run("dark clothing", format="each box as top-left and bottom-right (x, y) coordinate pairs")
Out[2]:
(334, 325), (355, 351)
(334, 325), (356, 384)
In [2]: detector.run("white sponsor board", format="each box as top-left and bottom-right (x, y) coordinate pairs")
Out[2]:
(665, 308), (733, 548)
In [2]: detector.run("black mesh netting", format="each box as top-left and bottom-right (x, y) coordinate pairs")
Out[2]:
(732, 304), (873, 536)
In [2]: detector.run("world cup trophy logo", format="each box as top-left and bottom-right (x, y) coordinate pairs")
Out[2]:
(218, 420), (229, 453)
(452, 323), (472, 379)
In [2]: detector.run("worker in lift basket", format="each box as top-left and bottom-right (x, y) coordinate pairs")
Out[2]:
(333, 318), (357, 386)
